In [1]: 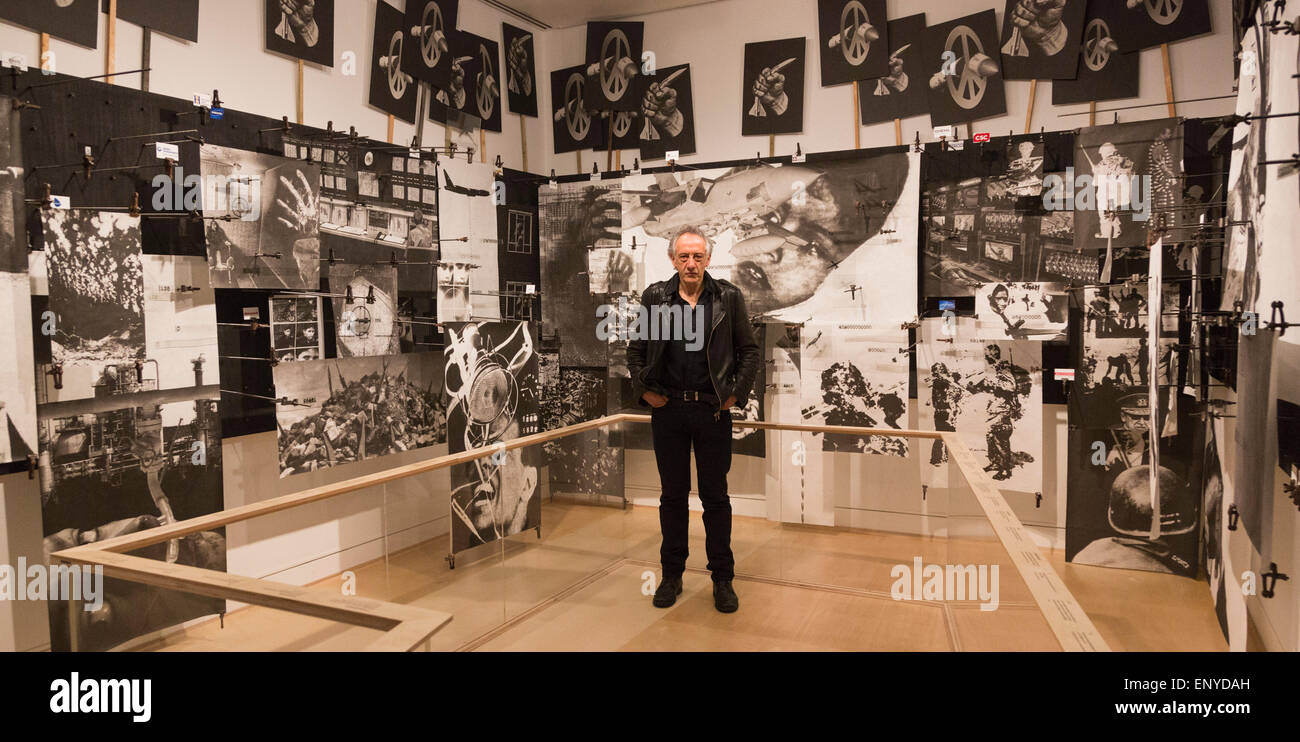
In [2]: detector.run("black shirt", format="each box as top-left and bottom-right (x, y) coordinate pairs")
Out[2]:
(662, 281), (714, 394)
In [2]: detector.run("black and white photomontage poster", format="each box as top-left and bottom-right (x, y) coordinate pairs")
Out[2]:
(0, 0), (99, 48)
(1065, 420), (1200, 576)
(742, 37), (807, 136)
(542, 363), (624, 498)
(443, 321), (540, 552)
(1075, 283), (1180, 430)
(800, 323), (909, 456)
(274, 353), (446, 475)
(922, 10), (1007, 126)
(639, 63), (697, 162)
(1072, 119), (1183, 252)
(997, 0), (1087, 81)
(858, 14), (929, 126)
(438, 158), (501, 322)
(541, 181), (621, 366)
(1052, 0), (1140, 105)
(41, 211), (146, 399)
(584, 22), (645, 112)
(200, 145), (321, 290)
(503, 22), (538, 117)
(39, 391), (226, 651)
(816, 0), (890, 86)
(1221, 27), (1264, 314)
(265, 0), (334, 66)
(368, 0), (419, 123)
(0, 95), (35, 465)
(329, 263), (401, 358)
(974, 281), (1068, 342)
(621, 151), (919, 326)
(918, 317), (1043, 492)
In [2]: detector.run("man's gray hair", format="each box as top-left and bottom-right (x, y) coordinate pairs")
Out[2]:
(668, 226), (713, 259)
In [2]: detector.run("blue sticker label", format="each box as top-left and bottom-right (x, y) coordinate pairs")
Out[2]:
(939, 300), (956, 311)
(210, 107), (225, 119)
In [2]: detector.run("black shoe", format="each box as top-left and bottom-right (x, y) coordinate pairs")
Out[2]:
(713, 580), (739, 613)
(653, 574), (683, 608)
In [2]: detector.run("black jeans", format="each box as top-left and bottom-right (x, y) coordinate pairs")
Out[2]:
(651, 401), (734, 581)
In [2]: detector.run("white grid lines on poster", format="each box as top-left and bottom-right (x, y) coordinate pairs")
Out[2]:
(918, 317), (1043, 494)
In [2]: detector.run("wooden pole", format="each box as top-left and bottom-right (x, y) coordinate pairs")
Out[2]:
(616, 150), (621, 170)
(1024, 79), (1037, 134)
(576, 150), (582, 175)
(387, 115), (395, 144)
(1089, 100), (1096, 127)
(39, 33), (49, 70)
(519, 113), (528, 172)
(480, 126), (486, 163)
(141, 28), (151, 92)
(296, 60), (304, 125)
(894, 119), (902, 147)
(852, 81), (861, 149)
(1160, 43), (1176, 118)
(105, 0), (117, 83)
(768, 134), (775, 158)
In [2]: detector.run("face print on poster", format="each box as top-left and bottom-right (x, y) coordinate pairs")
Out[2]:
(817, 0), (889, 86)
(368, 1), (418, 123)
(443, 321), (540, 552)
(551, 64), (605, 154)
(1052, 0), (1140, 105)
(975, 281), (1069, 342)
(859, 14), (929, 126)
(742, 38), (806, 136)
(1072, 119), (1183, 251)
(922, 10), (1007, 126)
(584, 22), (644, 112)
(503, 22), (538, 117)
(998, 0), (1087, 80)
(402, 0), (457, 87)
(1106, 0), (1212, 52)
(639, 64), (696, 162)
(265, 0), (334, 66)
(0, 0), (98, 49)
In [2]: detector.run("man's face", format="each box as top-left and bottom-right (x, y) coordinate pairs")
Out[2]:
(672, 233), (710, 284)
(990, 290), (1009, 311)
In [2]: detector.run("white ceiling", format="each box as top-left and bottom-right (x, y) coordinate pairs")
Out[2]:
(488, 0), (722, 29)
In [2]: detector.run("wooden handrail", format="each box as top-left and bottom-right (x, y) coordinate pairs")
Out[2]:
(49, 415), (1108, 652)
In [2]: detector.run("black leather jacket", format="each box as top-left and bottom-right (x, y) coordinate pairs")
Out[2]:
(628, 272), (761, 408)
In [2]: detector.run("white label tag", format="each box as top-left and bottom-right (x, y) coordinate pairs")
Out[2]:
(791, 151), (806, 164)
(2, 52), (28, 71)
(590, 172), (602, 181)
(49, 195), (70, 210)
(155, 142), (179, 160)
(933, 125), (958, 140)
(242, 306), (260, 321)
(665, 150), (679, 163)
(1054, 369), (1076, 382)
(193, 92), (212, 108)
(525, 284), (536, 294)
(948, 140), (965, 151)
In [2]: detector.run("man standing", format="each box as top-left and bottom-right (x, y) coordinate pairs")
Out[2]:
(628, 228), (760, 613)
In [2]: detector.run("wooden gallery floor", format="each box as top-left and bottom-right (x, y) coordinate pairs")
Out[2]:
(133, 501), (1229, 652)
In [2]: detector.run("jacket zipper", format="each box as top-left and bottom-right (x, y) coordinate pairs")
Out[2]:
(706, 297), (724, 405)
